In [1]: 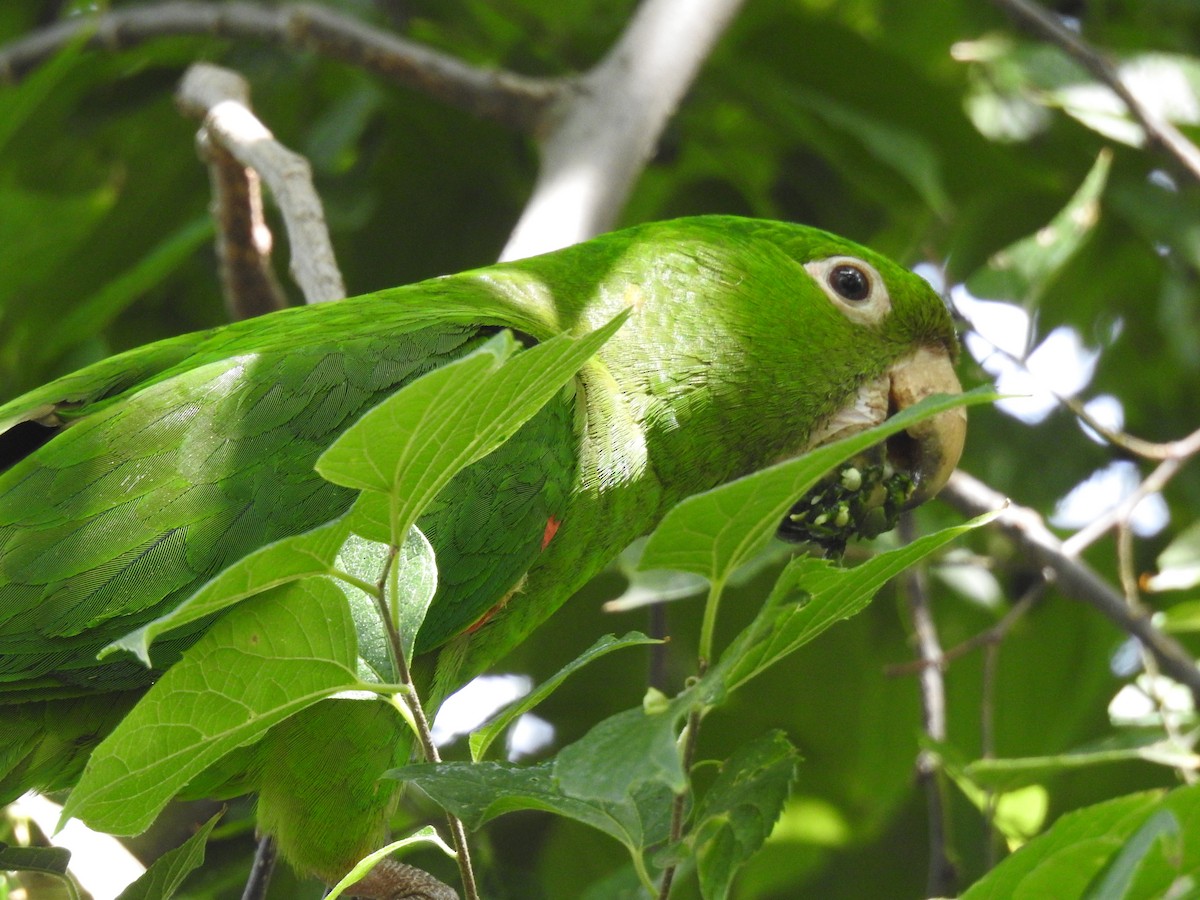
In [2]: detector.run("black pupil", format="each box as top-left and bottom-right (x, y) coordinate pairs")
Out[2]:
(830, 265), (870, 301)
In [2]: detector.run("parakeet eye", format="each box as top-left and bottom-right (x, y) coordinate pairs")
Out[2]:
(804, 256), (892, 325)
(829, 265), (871, 301)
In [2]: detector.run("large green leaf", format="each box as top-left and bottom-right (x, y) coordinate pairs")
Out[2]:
(64, 578), (365, 834)
(316, 312), (627, 542)
(960, 785), (1200, 899)
(639, 389), (993, 587)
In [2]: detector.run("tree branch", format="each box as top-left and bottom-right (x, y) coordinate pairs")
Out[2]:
(177, 62), (345, 304)
(898, 514), (957, 898)
(0, 1), (559, 132)
(500, 0), (748, 260)
(990, 0), (1200, 184)
(940, 470), (1200, 707)
(195, 131), (288, 320)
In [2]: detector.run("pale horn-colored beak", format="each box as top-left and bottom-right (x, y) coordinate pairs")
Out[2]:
(886, 345), (967, 507)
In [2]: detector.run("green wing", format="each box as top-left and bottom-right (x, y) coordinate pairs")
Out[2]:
(0, 295), (578, 695)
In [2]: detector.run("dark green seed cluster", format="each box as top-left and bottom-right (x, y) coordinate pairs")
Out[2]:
(777, 458), (916, 556)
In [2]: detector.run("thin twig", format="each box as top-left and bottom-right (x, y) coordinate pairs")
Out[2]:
(177, 62), (345, 304)
(1116, 522), (1198, 785)
(990, 0), (1200, 184)
(240, 836), (277, 900)
(196, 131), (288, 320)
(940, 470), (1200, 707)
(957, 311), (1200, 465)
(1056, 395), (1199, 462)
(982, 640), (1001, 869)
(899, 514), (956, 898)
(374, 545), (478, 900)
(0, 1), (559, 131)
(658, 692), (703, 900)
(1062, 428), (1200, 556)
(884, 583), (1042, 677)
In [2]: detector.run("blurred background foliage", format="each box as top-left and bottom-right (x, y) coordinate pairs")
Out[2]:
(2, 0), (1199, 897)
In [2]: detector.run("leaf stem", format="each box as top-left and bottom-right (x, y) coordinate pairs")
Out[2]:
(375, 540), (480, 900)
(697, 577), (726, 668)
(658, 577), (725, 898)
(657, 699), (703, 900)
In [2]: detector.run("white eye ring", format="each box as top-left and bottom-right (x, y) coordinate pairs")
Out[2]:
(805, 256), (891, 325)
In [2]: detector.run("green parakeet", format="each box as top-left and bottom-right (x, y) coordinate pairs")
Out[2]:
(0, 216), (965, 898)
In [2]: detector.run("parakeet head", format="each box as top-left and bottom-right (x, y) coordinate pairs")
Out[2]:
(508, 215), (966, 540)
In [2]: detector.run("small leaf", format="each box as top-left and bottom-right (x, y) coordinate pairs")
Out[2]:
(604, 538), (710, 613)
(0, 842), (72, 878)
(639, 389), (992, 586)
(469, 632), (661, 761)
(692, 732), (799, 900)
(391, 526), (438, 664)
(554, 703), (690, 803)
(1144, 520), (1200, 593)
(720, 513), (996, 694)
(325, 826), (457, 900)
(398, 761), (673, 861)
(967, 151), (1110, 307)
(65, 578), (363, 834)
(115, 810), (223, 900)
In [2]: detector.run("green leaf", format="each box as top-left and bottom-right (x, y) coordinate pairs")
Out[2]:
(966, 151), (1110, 306)
(398, 760), (672, 884)
(389, 526), (438, 664)
(325, 826), (457, 900)
(115, 810), (222, 900)
(1087, 808), (1183, 900)
(959, 734), (1200, 793)
(961, 784), (1200, 898)
(0, 842), (72, 878)
(326, 528), (438, 670)
(692, 731), (799, 900)
(720, 513), (997, 694)
(960, 791), (1165, 899)
(554, 703), (690, 803)
(64, 578), (363, 834)
(0, 28), (89, 157)
(469, 631), (662, 761)
(316, 312), (628, 541)
(638, 389), (992, 587)
(1145, 520), (1200, 593)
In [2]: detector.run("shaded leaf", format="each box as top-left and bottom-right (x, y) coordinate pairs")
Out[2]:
(397, 760), (673, 856)
(0, 841), (72, 877)
(65, 578), (363, 834)
(720, 513), (997, 694)
(316, 312), (627, 542)
(962, 784), (1200, 898)
(469, 631), (661, 761)
(115, 809), (222, 900)
(692, 731), (799, 900)
(966, 151), (1110, 307)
